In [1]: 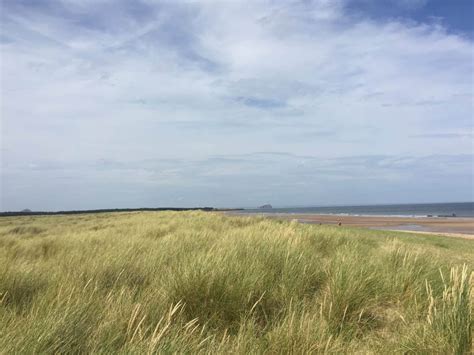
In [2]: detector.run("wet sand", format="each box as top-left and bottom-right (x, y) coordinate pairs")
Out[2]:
(230, 212), (474, 239)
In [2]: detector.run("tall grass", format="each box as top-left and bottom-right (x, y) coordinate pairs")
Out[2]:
(0, 211), (472, 353)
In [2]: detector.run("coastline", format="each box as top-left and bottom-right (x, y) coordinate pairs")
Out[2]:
(374, 229), (474, 240)
(229, 212), (474, 239)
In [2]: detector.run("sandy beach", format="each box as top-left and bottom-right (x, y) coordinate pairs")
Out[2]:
(230, 212), (474, 239)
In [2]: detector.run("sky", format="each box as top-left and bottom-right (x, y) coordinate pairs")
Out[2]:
(0, 0), (473, 211)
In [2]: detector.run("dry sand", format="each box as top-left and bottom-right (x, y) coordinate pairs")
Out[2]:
(229, 212), (474, 240)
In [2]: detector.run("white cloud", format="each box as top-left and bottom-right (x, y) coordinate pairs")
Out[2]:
(1, 0), (472, 209)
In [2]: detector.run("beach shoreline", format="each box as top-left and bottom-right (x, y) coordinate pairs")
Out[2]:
(228, 212), (474, 239)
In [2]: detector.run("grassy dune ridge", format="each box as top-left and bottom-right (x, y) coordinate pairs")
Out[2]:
(0, 211), (472, 353)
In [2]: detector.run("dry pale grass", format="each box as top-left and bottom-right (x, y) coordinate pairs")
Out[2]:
(0, 211), (472, 353)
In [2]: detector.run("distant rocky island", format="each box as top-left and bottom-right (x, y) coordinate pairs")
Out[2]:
(259, 204), (273, 209)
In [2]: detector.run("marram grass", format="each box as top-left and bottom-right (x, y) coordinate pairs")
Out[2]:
(0, 211), (472, 353)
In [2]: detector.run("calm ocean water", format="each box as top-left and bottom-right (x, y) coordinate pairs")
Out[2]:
(243, 202), (474, 218)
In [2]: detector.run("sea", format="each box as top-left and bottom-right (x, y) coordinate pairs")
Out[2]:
(242, 202), (474, 218)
